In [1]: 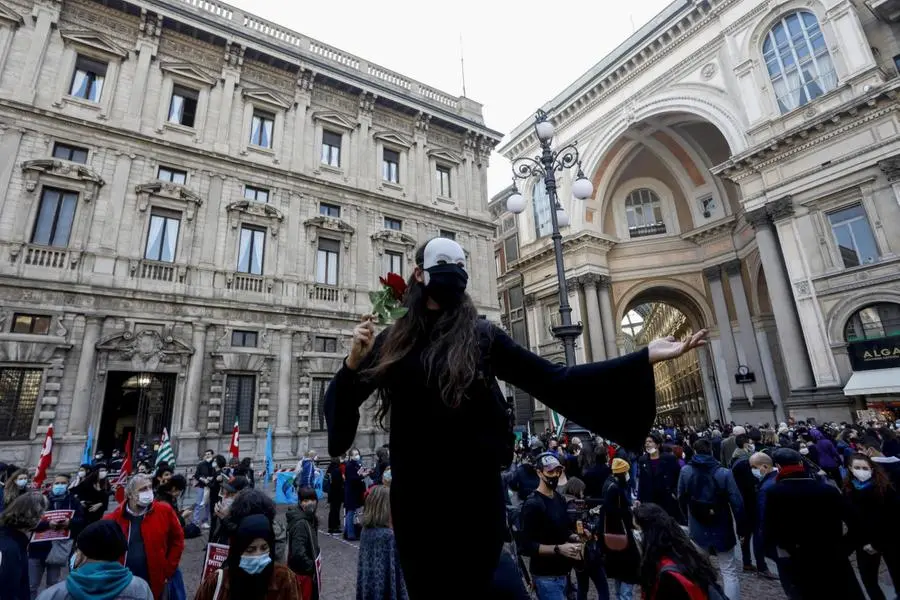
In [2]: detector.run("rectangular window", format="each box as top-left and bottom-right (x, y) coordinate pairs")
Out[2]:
(223, 374), (254, 434)
(316, 238), (340, 286)
(321, 131), (342, 167)
(52, 142), (88, 164)
(508, 285), (524, 309)
(0, 368), (41, 440)
(383, 149), (400, 183)
(314, 336), (338, 353)
(319, 203), (341, 218)
(439, 229), (456, 241)
(250, 111), (275, 149)
(436, 165), (452, 197)
(385, 250), (404, 277)
(144, 210), (180, 263)
(11, 314), (51, 335)
(384, 217), (402, 231)
(237, 226), (266, 275)
(828, 204), (880, 268)
(168, 85), (199, 128)
(69, 55), (106, 102)
(31, 188), (77, 247)
(495, 253), (502, 277)
(309, 377), (331, 432)
(231, 330), (258, 348)
(243, 185), (269, 203)
(157, 166), (187, 184)
(504, 234), (519, 263)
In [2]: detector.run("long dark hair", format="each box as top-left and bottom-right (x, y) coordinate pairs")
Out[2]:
(634, 503), (718, 596)
(843, 453), (894, 498)
(364, 240), (479, 426)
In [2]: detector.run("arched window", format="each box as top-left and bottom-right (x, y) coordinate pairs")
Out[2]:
(845, 303), (900, 342)
(625, 188), (666, 237)
(532, 181), (552, 238)
(763, 11), (837, 114)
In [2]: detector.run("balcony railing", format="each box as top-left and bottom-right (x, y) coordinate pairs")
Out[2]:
(311, 285), (340, 303)
(133, 260), (176, 282)
(232, 273), (265, 293)
(628, 222), (667, 238)
(24, 245), (72, 269)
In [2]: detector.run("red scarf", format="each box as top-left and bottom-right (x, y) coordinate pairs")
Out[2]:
(776, 464), (806, 481)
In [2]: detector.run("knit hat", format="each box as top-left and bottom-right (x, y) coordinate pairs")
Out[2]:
(732, 426), (746, 436)
(611, 458), (630, 475)
(76, 520), (126, 561)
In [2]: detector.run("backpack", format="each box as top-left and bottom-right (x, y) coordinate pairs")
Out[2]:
(657, 561), (728, 600)
(687, 467), (727, 526)
(475, 320), (516, 470)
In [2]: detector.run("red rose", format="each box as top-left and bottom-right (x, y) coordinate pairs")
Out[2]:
(379, 272), (407, 300)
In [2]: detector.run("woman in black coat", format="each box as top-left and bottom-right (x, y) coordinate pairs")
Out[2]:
(326, 457), (344, 534)
(636, 433), (683, 522)
(601, 460), (640, 597)
(0, 493), (48, 600)
(72, 465), (110, 525)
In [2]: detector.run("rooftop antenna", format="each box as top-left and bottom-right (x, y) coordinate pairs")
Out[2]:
(460, 33), (467, 97)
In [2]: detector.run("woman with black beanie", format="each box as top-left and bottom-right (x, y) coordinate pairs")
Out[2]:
(194, 514), (300, 600)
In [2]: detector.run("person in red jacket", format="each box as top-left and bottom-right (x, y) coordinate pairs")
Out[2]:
(105, 473), (185, 600)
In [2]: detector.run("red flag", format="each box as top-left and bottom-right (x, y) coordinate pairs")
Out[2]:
(229, 420), (239, 459)
(114, 431), (133, 505)
(33, 423), (54, 487)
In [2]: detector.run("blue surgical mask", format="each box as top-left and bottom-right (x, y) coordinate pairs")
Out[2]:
(751, 468), (763, 480)
(69, 552), (78, 571)
(51, 484), (67, 496)
(239, 553), (272, 575)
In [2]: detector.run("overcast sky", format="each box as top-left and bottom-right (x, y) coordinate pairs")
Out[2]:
(227, 0), (674, 196)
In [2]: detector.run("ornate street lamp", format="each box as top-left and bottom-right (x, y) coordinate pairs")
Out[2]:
(506, 109), (593, 368)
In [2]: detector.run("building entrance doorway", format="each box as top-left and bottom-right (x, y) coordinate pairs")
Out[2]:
(97, 371), (176, 456)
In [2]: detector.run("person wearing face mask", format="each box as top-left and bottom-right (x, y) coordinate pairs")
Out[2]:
(857, 435), (900, 489)
(0, 493), (49, 600)
(194, 514), (300, 600)
(104, 474), (184, 600)
(357, 485), (408, 600)
(192, 450), (216, 530)
(324, 457), (344, 535)
(343, 448), (367, 541)
(286, 488), (321, 600)
(73, 466), (110, 526)
(3, 469), (31, 510)
(600, 458), (639, 600)
(636, 434), (682, 523)
(210, 477), (250, 546)
(37, 520), (152, 600)
(327, 238), (708, 598)
(28, 474), (86, 597)
(155, 474), (192, 530)
(520, 453), (582, 599)
(842, 453), (900, 600)
(732, 453), (778, 582)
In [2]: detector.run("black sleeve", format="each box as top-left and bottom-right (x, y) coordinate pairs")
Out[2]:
(519, 498), (544, 557)
(324, 331), (387, 457)
(490, 325), (656, 451)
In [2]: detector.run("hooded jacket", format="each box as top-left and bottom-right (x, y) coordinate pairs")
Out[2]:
(36, 562), (153, 600)
(809, 429), (841, 470)
(677, 454), (744, 552)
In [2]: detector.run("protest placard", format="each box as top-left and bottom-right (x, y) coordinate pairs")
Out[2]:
(31, 509), (75, 542)
(201, 543), (230, 581)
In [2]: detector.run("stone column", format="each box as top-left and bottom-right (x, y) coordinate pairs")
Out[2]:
(597, 276), (618, 358)
(68, 316), (102, 436)
(724, 259), (769, 399)
(276, 331), (293, 434)
(579, 274), (606, 361)
(180, 323), (207, 433)
(747, 207), (815, 390)
(16, 0), (59, 103)
(705, 265), (742, 400)
(126, 35), (158, 126)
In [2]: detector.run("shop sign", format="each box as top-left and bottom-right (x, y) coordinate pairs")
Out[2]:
(849, 336), (900, 371)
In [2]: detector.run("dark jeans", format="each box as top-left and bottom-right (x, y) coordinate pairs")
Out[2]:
(576, 564), (610, 600)
(328, 499), (342, 532)
(741, 531), (769, 572)
(857, 547), (900, 600)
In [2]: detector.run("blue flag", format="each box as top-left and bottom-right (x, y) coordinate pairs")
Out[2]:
(80, 425), (93, 466)
(265, 426), (274, 483)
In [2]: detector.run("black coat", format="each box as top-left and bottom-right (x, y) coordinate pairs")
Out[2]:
(0, 526), (30, 600)
(844, 481), (900, 552)
(28, 492), (86, 560)
(326, 320), (657, 598)
(326, 463), (344, 503)
(600, 476), (640, 583)
(637, 453), (681, 520)
(731, 457), (758, 534)
(581, 464), (611, 501)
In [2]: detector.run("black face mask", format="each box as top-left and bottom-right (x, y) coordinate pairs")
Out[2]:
(424, 264), (468, 308)
(542, 475), (560, 491)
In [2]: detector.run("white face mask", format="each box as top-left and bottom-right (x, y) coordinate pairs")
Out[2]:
(751, 468), (763, 480)
(852, 468), (873, 482)
(137, 491), (154, 507)
(77, 471), (86, 479)
(15, 478), (27, 488)
(98, 471), (107, 480)
(625, 473), (631, 483)
(647, 447), (658, 455)
(799, 447), (809, 456)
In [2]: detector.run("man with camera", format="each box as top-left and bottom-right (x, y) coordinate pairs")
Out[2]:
(520, 452), (583, 599)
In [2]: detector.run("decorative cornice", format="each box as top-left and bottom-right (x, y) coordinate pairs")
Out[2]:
(242, 87), (292, 110)
(680, 215), (736, 245)
(311, 110), (357, 131)
(745, 206), (770, 230)
(303, 215), (355, 248)
(59, 29), (129, 58)
(135, 181), (203, 220)
(769, 195), (794, 221)
(372, 130), (412, 149)
(575, 273), (604, 287)
(225, 200), (284, 236)
(159, 62), (218, 86)
(722, 259), (742, 277)
(879, 157), (900, 182)
(513, 231), (617, 270)
(0, 2), (24, 27)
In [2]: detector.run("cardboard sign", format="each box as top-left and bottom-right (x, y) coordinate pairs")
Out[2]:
(202, 543), (230, 582)
(31, 510), (75, 542)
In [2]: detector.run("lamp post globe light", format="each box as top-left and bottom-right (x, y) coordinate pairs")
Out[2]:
(506, 108), (593, 370)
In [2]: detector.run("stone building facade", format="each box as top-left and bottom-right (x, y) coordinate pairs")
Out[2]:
(0, 0), (501, 469)
(500, 0), (900, 427)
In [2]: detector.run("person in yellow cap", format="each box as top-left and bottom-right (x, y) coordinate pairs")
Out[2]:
(602, 458), (640, 598)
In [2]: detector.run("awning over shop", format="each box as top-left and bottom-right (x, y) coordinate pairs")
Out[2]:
(843, 368), (900, 396)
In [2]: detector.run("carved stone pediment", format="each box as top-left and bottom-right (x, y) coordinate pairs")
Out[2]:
(311, 110), (357, 131)
(0, 338), (72, 363)
(21, 159), (105, 200)
(96, 329), (193, 373)
(226, 200), (284, 236)
(210, 352), (273, 372)
(135, 181), (203, 220)
(371, 229), (417, 259)
(60, 29), (129, 58)
(303, 215), (355, 248)
(427, 147), (462, 164)
(159, 62), (217, 86)
(242, 87), (291, 110)
(373, 130), (412, 149)
(0, 2), (24, 27)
